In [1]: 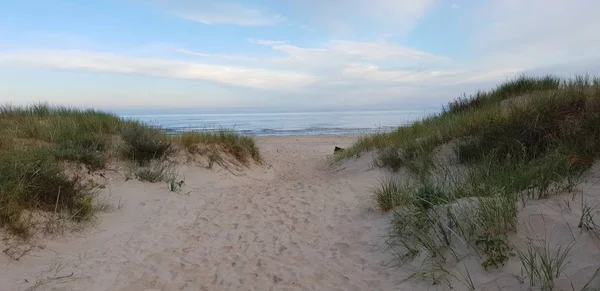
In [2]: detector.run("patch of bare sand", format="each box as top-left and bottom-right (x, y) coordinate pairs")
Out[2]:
(0, 136), (401, 291)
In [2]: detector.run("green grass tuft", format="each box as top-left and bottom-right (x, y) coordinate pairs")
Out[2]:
(516, 238), (574, 290)
(373, 178), (412, 212)
(0, 148), (94, 236)
(53, 133), (111, 170)
(120, 122), (172, 163)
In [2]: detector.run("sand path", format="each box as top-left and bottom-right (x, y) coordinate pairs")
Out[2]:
(0, 136), (400, 291)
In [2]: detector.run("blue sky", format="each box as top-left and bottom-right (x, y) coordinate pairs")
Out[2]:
(1, 0), (600, 110)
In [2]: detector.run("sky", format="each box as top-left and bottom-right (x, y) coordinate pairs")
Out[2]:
(1, 0), (600, 111)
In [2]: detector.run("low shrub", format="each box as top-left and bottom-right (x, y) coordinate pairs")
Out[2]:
(120, 122), (172, 163)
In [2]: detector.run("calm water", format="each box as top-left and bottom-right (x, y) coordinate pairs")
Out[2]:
(118, 109), (438, 136)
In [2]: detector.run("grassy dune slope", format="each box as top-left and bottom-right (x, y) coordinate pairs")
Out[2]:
(0, 104), (260, 237)
(334, 75), (600, 289)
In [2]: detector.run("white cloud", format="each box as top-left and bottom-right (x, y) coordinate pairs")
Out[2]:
(155, 0), (282, 26)
(0, 50), (317, 91)
(176, 49), (258, 61)
(245, 39), (469, 95)
(251, 39), (450, 73)
(282, 0), (437, 36)
(471, 0), (600, 69)
(0, 39), (464, 108)
(327, 40), (450, 62)
(341, 63), (460, 84)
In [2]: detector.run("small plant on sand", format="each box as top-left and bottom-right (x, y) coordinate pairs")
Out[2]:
(373, 178), (412, 212)
(167, 176), (185, 193)
(475, 235), (512, 270)
(404, 259), (453, 287)
(132, 160), (173, 183)
(413, 183), (447, 210)
(579, 199), (600, 239)
(374, 146), (405, 171)
(207, 150), (224, 169)
(450, 264), (476, 290)
(516, 237), (574, 290)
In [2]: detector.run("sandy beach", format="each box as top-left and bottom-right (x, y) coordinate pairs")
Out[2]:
(0, 136), (401, 290)
(2, 135), (600, 291)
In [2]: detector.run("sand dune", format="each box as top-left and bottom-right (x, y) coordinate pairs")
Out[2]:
(2, 136), (600, 291)
(0, 136), (401, 291)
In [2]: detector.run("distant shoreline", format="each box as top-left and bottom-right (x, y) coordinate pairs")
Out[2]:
(117, 108), (433, 137)
(162, 127), (398, 137)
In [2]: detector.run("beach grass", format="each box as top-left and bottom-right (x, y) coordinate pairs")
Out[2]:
(0, 103), (260, 237)
(120, 121), (173, 164)
(334, 74), (600, 285)
(516, 235), (574, 290)
(176, 130), (261, 166)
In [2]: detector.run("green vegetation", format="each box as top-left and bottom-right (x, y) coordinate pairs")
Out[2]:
(121, 122), (172, 163)
(334, 75), (600, 288)
(0, 104), (260, 237)
(373, 178), (412, 212)
(516, 237), (574, 290)
(579, 199), (600, 239)
(131, 160), (174, 183)
(0, 105), (122, 237)
(0, 149), (95, 237)
(177, 130), (261, 166)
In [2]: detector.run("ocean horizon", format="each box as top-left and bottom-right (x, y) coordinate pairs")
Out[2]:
(117, 109), (439, 136)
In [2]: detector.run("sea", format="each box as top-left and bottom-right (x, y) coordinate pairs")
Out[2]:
(117, 109), (439, 136)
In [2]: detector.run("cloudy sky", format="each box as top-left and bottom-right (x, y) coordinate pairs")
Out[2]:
(1, 0), (599, 110)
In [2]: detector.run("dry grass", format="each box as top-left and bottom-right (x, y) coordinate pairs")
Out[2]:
(176, 130), (261, 166)
(0, 104), (261, 238)
(131, 160), (175, 183)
